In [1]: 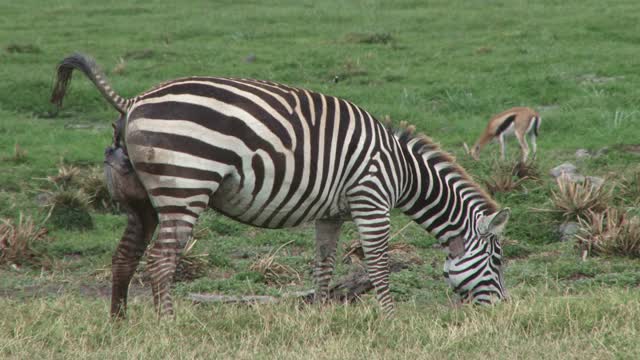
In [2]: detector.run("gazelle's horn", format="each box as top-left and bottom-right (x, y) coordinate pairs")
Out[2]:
(463, 142), (471, 154)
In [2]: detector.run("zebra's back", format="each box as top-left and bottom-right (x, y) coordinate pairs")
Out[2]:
(125, 77), (383, 228)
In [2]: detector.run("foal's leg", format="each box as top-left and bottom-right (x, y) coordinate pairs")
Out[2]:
(313, 219), (343, 302)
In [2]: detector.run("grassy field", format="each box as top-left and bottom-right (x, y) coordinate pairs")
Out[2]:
(1, 0), (640, 358)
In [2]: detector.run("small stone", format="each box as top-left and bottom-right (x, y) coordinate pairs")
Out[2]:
(244, 54), (256, 63)
(564, 173), (586, 183)
(550, 162), (578, 178)
(35, 192), (52, 207)
(586, 176), (605, 188)
(575, 149), (591, 159)
(558, 222), (580, 242)
(595, 147), (609, 157)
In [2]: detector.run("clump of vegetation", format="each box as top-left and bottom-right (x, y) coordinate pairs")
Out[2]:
(343, 240), (423, 266)
(332, 58), (368, 82)
(44, 164), (117, 215)
(5, 43), (41, 54)
(616, 167), (640, 206)
(46, 189), (93, 230)
(483, 160), (529, 195)
(0, 213), (49, 267)
(249, 240), (300, 285)
(79, 167), (116, 211)
(47, 164), (81, 188)
(551, 176), (612, 221)
(2, 143), (28, 164)
(576, 208), (640, 259)
(96, 238), (211, 284)
(344, 32), (393, 44)
(175, 238), (209, 282)
(513, 159), (540, 180)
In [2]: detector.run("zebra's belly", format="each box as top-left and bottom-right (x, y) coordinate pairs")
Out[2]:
(209, 174), (350, 228)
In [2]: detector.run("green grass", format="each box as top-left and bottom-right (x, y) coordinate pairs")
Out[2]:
(2, 0), (640, 358)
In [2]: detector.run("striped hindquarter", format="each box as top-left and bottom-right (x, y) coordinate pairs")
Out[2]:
(51, 54), (510, 318)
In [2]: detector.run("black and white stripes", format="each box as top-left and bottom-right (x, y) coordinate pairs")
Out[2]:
(51, 53), (509, 317)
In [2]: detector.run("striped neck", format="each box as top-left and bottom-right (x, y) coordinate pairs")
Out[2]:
(395, 130), (497, 242)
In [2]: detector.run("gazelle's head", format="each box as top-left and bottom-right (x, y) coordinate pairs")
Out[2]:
(443, 208), (510, 305)
(463, 142), (481, 160)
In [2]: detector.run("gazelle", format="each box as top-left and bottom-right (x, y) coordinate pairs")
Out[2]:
(464, 107), (541, 162)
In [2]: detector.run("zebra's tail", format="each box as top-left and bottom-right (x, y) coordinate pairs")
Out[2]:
(50, 53), (131, 114)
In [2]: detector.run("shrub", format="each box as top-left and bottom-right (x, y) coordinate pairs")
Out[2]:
(483, 160), (529, 195)
(575, 208), (640, 259)
(0, 213), (49, 266)
(551, 176), (612, 221)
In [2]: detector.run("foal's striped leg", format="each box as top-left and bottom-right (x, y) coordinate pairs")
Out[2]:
(313, 219), (343, 302)
(111, 200), (157, 318)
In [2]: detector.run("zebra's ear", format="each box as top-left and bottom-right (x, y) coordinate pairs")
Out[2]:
(484, 208), (511, 235)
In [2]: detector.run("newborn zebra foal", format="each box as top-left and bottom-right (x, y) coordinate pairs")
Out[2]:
(51, 53), (510, 318)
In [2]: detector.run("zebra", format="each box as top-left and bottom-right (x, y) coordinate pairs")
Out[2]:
(50, 53), (510, 318)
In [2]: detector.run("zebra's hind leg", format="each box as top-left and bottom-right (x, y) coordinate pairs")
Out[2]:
(348, 202), (394, 316)
(111, 199), (157, 319)
(313, 219), (343, 302)
(147, 203), (209, 317)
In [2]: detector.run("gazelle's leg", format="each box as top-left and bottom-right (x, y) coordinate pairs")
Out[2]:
(499, 134), (506, 160)
(313, 219), (343, 302)
(530, 133), (538, 160)
(515, 132), (529, 163)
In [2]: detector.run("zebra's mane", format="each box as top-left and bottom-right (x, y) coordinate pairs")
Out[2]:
(388, 120), (498, 213)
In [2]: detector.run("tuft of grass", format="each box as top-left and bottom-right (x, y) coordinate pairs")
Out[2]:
(2, 143), (28, 164)
(0, 213), (49, 267)
(332, 58), (368, 82)
(576, 208), (640, 259)
(512, 159), (540, 180)
(483, 160), (529, 195)
(249, 240), (301, 285)
(343, 32), (393, 44)
(616, 167), (640, 206)
(175, 238), (209, 282)
(46, 164), (81, 188)
(45, 189), (93, 230)
(78, 167), (116, 212)
(551, 175), (612, 221)
(5, 43), (41, 54)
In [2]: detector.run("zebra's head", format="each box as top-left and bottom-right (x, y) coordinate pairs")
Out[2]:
(443, 208), (510, 305)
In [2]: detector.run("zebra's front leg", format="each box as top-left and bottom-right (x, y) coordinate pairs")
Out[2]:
(111, 200), (157, 319)
(349, 204), (394, 316)
(313, 219), (343, 302)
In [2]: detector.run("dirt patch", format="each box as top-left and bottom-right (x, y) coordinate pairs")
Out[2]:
(618, 144), (640, 156)
(578, 74), (622, 85)
(0, 283), (149, 300)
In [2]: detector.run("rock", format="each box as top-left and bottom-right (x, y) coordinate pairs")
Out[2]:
(35, 192), (52, 207)
(595, 147), (609, 157)
(586, 176), (605, 188)
(550, 162), (578, 178)
(244, 54), (256, 63)
(558, 222), (580, 242)
(575, 149), (591, 159)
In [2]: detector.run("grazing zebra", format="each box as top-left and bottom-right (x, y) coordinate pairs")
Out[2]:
(50, 53), (510, 318)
